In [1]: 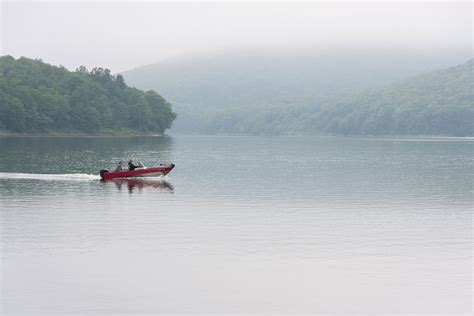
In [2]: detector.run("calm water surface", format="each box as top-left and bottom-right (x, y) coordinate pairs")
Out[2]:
(0, 135), (472, 315)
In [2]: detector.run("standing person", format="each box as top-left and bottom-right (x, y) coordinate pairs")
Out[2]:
(128, 160), (138, 171)
(115, 161), (123, 172)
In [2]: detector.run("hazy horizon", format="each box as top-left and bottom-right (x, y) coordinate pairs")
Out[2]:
(1, 1), (472, 72)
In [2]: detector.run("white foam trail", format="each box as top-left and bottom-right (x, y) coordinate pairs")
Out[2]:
(0, 172), (101, 181)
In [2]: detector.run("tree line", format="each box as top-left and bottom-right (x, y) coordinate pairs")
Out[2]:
(0, 56), (176, 134)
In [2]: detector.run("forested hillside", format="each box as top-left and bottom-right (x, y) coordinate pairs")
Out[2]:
(0, 56), (176, 134)
(123, 49), (471, 133)
(206, 59), (473, 136)
(309, 59), (473, 136)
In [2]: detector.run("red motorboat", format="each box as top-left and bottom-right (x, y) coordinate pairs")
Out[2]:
(100, 163), (175, 180)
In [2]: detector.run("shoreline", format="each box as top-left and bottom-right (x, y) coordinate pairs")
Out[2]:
(1, 131), (472, 139)
(168, 132), (474, 139)
(0, 131), (167, 138)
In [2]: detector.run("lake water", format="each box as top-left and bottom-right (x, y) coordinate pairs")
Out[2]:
(0, 135), (472, 315)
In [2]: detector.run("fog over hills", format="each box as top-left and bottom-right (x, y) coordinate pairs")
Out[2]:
(122, 48), (471, 134)
(201, 58), (472, 136)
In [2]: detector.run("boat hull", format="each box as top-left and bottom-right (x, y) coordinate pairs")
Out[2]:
(100, 164), (175, 180)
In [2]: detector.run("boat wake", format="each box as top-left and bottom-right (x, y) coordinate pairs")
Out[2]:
(0, 172), (101, 181)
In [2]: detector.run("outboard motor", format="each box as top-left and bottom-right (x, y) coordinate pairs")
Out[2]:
(99, 169), (109, 179)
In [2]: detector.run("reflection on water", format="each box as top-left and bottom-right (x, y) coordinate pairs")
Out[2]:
(103, 178), (174, 193)
(0, 136), (174, 175)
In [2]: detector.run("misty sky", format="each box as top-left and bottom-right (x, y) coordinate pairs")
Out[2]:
(1, 1), (472, 72)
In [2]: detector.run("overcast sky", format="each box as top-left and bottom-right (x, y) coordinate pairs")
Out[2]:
(1, 0), (472, 72)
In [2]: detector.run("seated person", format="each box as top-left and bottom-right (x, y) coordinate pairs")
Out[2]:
(115, 161), (123, 172)
(128, 160), (139, 171)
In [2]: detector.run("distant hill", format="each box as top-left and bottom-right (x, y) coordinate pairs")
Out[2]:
(309, 59), (474, 136)
(122, 48), (471, 133)
(0, 56), (176, 134)
(206, 59), (473, 136)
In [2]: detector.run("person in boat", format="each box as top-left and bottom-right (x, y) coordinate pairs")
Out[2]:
(128, 160), (139, 171)
(115, 161), (123, 172)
